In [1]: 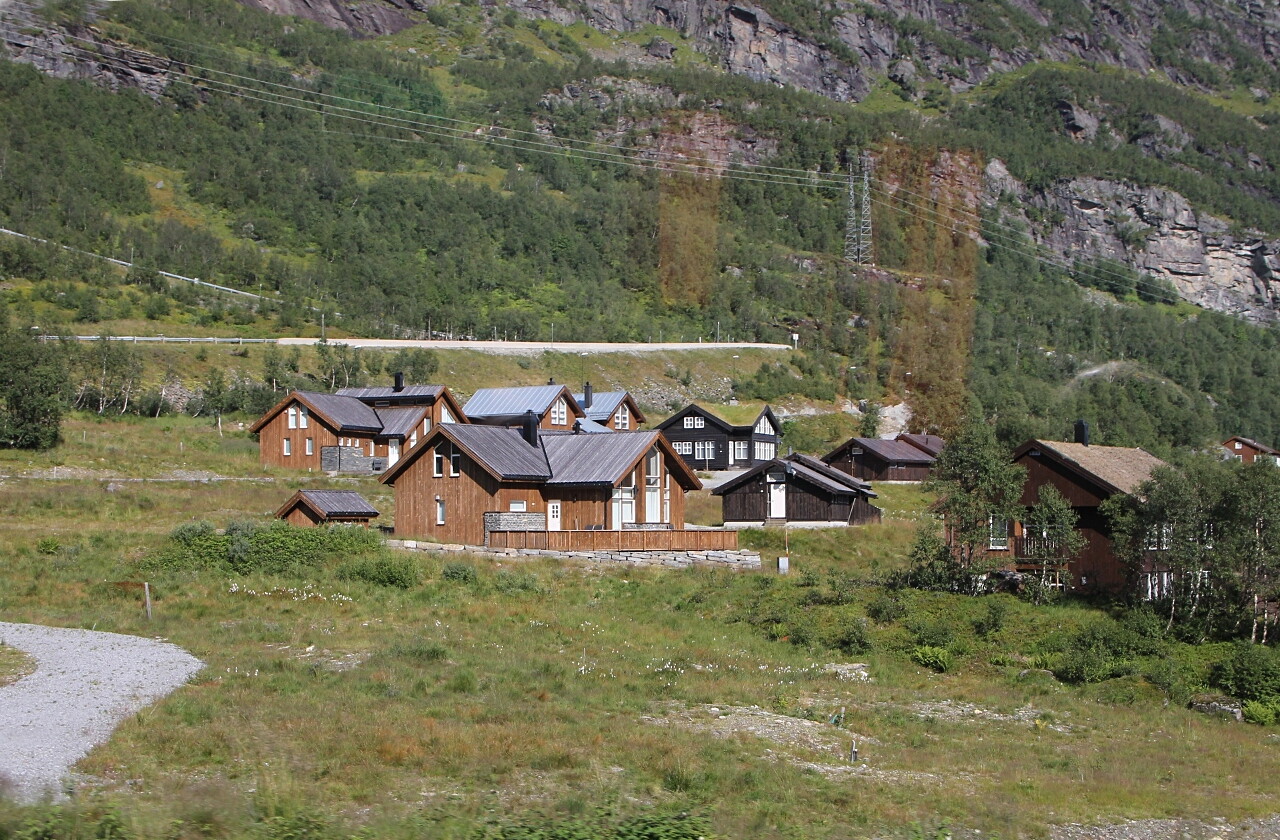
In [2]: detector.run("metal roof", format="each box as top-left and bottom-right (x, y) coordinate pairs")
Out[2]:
(573, 390), (625, 422)
(336, 384), (444, 401)
(543, 431), (657, 486)
(463, 384), (571, 419)
(295, 490), (379, 517)
(374, 406), (430, 438)
(298, 392), (383, 432)
(446, 425), (551, 480)
(837, 437), (936, 464)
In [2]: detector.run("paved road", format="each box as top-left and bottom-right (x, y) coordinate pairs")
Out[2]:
(0, 622), (202, 802)
(276, 337), (793, 355)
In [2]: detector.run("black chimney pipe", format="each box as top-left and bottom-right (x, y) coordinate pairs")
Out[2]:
(522, 410), (539, 446)
(1074, 419), (1090, 446)
(583, 381), (593, 409)
(393, 371), (405, 393)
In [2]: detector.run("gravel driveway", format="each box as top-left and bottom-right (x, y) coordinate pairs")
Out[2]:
(0, 622), (203, 802)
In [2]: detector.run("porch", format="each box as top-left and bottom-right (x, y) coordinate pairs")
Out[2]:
(486, 528), (739, 551)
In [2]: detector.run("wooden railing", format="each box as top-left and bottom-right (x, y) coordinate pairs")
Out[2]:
(487, 529), (739, 551)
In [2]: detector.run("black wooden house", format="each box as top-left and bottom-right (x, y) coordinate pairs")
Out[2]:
(713, 453), (882, 528)
(655, 404), (782, 471)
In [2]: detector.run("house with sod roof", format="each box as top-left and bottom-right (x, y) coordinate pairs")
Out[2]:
(573, 382), (646, 431)
(462, 382), (594, 431)
(822, 436), (937, 482)
(251, 374), (465, 472)
(713, 453), (882, 528)
(275, 490), (380, 528)
(379, 416), (736, 551)
(974, 432), (1167, 594)
(654, 404), (782, 471)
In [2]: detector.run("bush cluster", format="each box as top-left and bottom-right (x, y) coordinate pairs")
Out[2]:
(153, 519), (384, 577)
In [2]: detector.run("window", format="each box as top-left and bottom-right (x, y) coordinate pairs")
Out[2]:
(551, 398), (567, 426)
(287, 407), (298, 429)
(298, 407), (308, 429)
(683, 415), (704, 429)
(305, 438), (314, 456)
(283, 438), (292, 456)
(755, 441), (776, 461)
(409, 431), (418, 448)
(450, 449), (460, 476)
(436, 498), (445, 525)
(732, 440), (749, 463)
(433, 447), (445, 477)
(440, 406), (453, 424)
(422, 418), (431, 435)
(755, 416), (773, 435)
(694, 440), (715, 461)
(1235, 441), (1243, 449)
(988, 516), (1010, 550)
(1144, 523), (1173, 551)
(509, 500), (527, 512)
(674, 441), (693, 455)
(614, 404), (630, 430)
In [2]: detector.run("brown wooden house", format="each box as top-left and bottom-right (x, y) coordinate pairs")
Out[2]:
(275, 490), (379, 527)
(978, 437), (1167, 594)
(573, 382), (646, 431)
(251, 379), (464, 472)
(713, 453), (882, 528)
(822, 436), (936, 482)
(380, 419), (707, 548)
(1221, 436), (1280, 465)
(462, 383), (588, 431)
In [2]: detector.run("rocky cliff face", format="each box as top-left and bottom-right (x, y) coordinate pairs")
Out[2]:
(985, 160), (1280, 323)
(236, 0), (423, 36)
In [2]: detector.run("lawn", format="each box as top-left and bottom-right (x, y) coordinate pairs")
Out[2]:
(0, 419), (1277, 839)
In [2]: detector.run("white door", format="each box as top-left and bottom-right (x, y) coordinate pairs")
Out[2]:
(387, 441), (400, 467)
(547, 500), (562, 531)
(768, 472), (787, 519)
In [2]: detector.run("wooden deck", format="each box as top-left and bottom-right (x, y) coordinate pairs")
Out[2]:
(487, 529), (739, 551)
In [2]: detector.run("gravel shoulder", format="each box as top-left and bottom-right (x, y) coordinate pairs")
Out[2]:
(0, 622), (203, 802)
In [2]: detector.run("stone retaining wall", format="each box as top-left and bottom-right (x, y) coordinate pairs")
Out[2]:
(385, 538), (761, 570)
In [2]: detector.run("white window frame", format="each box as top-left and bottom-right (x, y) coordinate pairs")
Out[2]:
(433, 448), (445, 477)
(694, 440), (715, 461)
(733, 440), (749, 463)
(615, 404), (630, 430)
(440, 406), (453, 424)
(988, 516), (1010, 551)
(450, 450), (460, 477)
(283, 438), (292, 456)
(509, 500), (527, 512)
(551, 398), (567, 426)
(304, 438), (314, 456)
(287, 407), (298, 429)
(436, 498), (445, 525)
(755, 416), (772, 434)
(674, 441), (693, 455)
(298, 407), (308, 429)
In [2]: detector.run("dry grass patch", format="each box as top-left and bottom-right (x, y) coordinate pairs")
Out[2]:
(0, 642), (35, 687)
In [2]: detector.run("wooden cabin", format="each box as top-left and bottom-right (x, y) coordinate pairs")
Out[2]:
(655, 404), (782, 471)
(462, 383), (589, 431)
(713, 453), (882, 528)
(573, 382), (646, 431)
(1222, 436), (1280, 465)
(977, 437), (1166, 594)
(275, 490), (379, 527)
(823, 436), (936, 482)
(380, 420), (704, 548)
(251, 378), (464, 472)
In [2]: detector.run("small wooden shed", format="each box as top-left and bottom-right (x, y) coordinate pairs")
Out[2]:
(713, 453), (882, 528)
(275, 490), (380, 528)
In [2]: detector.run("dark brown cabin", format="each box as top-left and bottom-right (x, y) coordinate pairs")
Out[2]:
(655, 404), (782, 471)
(713, 453), (882, 528)
(823, 437), (935, 482)
(275, 489), (379, 527)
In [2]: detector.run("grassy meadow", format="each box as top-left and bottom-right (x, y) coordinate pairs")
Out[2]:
(0, 417), (1277, 839)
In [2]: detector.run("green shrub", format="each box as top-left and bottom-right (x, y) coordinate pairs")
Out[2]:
(35, 537), (60, 555)
(1053, 648), (1133, 684)
(1212, 642), (1280, 702)
(441, 562), (478, 585)
(336, 554), (420, 589)
(866, 593), (905, 624)
(827, 618), (872, 655)
(971, 598), (1008, 639)
(1241, 699), (1280, 726)
(909, 619), (955, 649)
(494, 570), (544, 595)
(911, 645), (953, 672)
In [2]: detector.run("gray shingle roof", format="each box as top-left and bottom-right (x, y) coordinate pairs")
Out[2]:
(336, 384), (444, 401)
(374, 406), (430, 438)
(446, 425), (551, 480)
(297, 490), (379, 517)
(843, 437), (936, 464)
(543, 431), (657, 486)
(463, 385), (569, 419)
(897, 433), (946, 457)
(714, 453), (876, 497)
(299, 392), (383, 432)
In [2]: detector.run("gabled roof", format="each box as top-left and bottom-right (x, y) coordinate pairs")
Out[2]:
(462, 384), (583, 422)
(823, 437), (935, 465)
(1224, 436), (1278, 455)
(897, 433), (946, 457)
(250, 390), (382, 434)
(1014, 439), (1166, 496)
(381, 426), (701, 490)
(275, 489), (379, 519)
(573, 390), (647, 425)
(374, 405), (431, 439)
(336, 384), (445, 401)
(713, 453), (877, 497)
(655, 403), (781, 435)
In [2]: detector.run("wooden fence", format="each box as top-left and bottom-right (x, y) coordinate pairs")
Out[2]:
(487, 529), (738, 551)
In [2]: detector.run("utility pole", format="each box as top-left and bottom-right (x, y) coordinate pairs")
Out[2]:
(859, 151), (874, 267)
(844, 151), (859, 265)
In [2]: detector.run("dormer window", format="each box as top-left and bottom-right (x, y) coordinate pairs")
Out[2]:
(551, 398), (567, 426)
(615, 404), (630, 430)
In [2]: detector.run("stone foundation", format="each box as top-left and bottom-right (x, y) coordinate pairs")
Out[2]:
(385, 539), (761, 570)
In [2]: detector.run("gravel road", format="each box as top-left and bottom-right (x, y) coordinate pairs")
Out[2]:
(0, 622), (203, 802)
